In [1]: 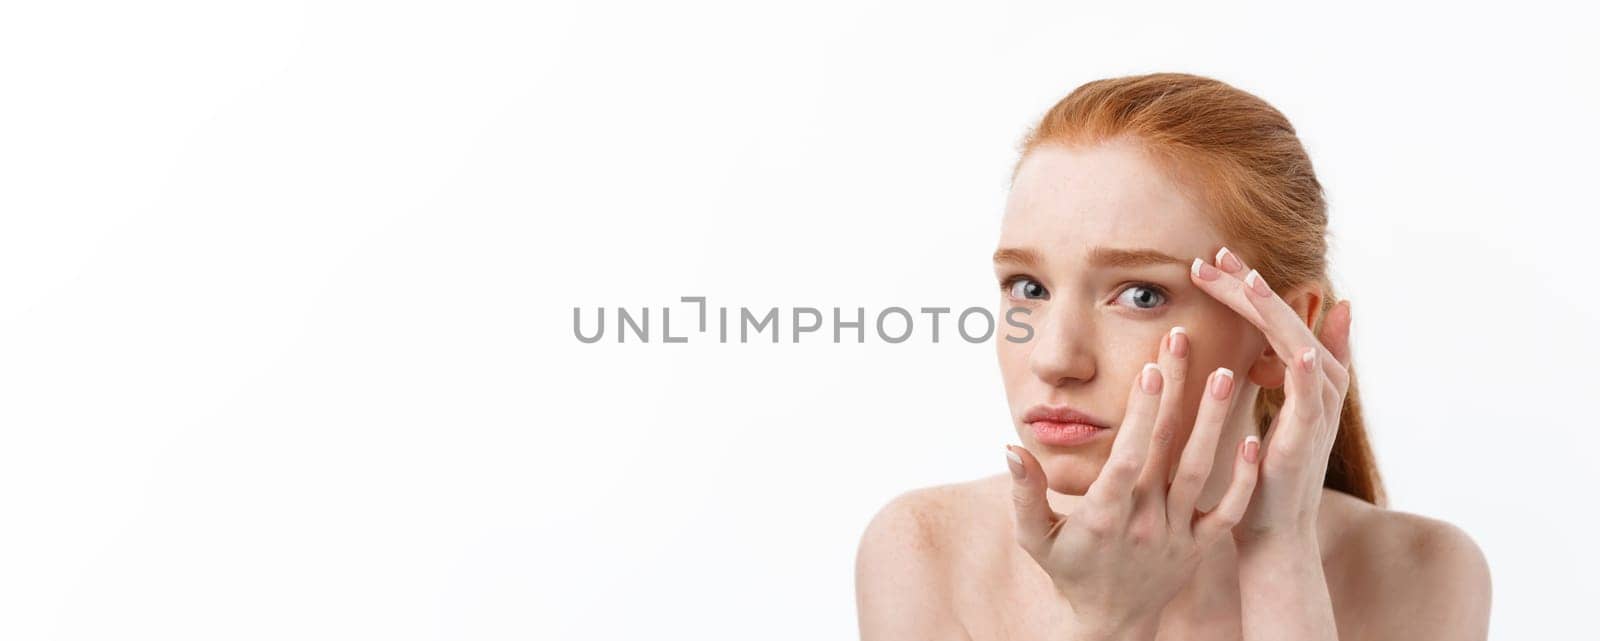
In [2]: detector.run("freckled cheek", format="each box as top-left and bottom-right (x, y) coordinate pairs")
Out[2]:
(1102, 330), (1163, 368)
(1102, 326), (1216, 418)
(1180, 326), (1258, 399)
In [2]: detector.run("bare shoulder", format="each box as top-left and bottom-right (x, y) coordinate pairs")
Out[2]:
(854, 475), (1007, 640)
(855, 475), (1002, 571)
(862, 479), (981, 547)
(1322, 491), (1491, 640)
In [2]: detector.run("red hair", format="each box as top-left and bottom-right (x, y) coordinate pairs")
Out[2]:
(1012, 72), (1383, 505)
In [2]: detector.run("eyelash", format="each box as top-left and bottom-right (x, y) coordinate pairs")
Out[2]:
(999, 275), (1172, 311)
(999, 275), (1036, 299)
(1117, 282), (1171, 311)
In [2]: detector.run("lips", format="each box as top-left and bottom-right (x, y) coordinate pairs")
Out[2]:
(1023, 404), (1113, 447)
(1022, 405), (1110, 428)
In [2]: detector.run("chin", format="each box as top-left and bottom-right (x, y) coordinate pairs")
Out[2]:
(1037, 451), (1106, 496)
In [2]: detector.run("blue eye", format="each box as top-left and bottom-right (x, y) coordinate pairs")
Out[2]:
(1006, 277), (1049, 300)
(1116, 284), (1168, 310)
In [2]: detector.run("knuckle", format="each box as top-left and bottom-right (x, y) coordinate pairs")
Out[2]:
(1128, 515), (1162, 544)
(1264, 449), (1304, 473)
(1105, 457), (1141, 480)
(1174, 465), (1208, 487)
(1151, 423), (1176, 447)
(1323, 381), (1345, 409)
(1128, 524), (1154, 544)
(1081, 512), (1116, 537)
(1290, 368), (1316, 391)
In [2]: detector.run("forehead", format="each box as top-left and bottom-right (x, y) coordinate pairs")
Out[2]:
(1000, 140), (1222, 258)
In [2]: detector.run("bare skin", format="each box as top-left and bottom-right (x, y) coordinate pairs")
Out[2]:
(857, 479), (1487, 641)
(855, 139), (1490, 640)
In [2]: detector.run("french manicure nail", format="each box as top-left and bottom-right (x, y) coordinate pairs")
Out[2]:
(1301, 347), (1318, 372)
(1005, 446), (1024, 479)
(1216, 246), (1244, 273)
(1245, 269), (1271, 297)
(1209, 367), (1234, 399)
(1243, 435), (1261, 463)
(1168, 326), (1188, 357)
(1140, 362), (1162, 394)
(1192, 257), (1220, 281)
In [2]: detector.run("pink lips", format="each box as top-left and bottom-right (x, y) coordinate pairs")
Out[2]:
(1023, 404), (1112, 447)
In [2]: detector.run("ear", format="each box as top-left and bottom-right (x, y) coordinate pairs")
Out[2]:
(1244, 282), (1326, 389)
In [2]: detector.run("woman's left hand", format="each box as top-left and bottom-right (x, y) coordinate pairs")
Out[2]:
(1188, 247), (1355, 553)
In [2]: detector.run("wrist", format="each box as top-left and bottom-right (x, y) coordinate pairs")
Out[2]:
(1235, 524), (1319, 561)
(1237, 529), (1324, 585)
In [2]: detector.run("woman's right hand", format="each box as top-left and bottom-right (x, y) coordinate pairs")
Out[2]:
(1004, 327), (1261, 640)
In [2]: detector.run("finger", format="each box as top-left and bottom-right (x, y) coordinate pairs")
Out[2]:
(1199, 252), (1337, 456)
(1321, 375), (1345, 442)
(1262, 347), (1326, 458)
(1189, 253), (1348, 391)
(1318, 298), (1354, 372)
(1088, 362), (1163, 504)
(1166, 367), (1236, 529)
(1237, 269), (1350, 391)
(1006, 444), (1061, 558)
(1214, 246), (1247, 276)
(1194, 435), (1261, 546)
(1136, 326), (1190, 493)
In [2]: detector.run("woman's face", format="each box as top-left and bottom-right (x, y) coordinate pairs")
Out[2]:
(995, 139), (1267, 495)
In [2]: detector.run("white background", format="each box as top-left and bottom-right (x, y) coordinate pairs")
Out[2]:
(2, 1), (1596, 638)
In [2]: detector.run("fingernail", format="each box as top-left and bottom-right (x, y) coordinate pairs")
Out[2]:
(1216, 246), (1244, 273)
(1245, 269), (1271, 297)
(1005, 446), (1025, 479)
(1168, 326), (1188, 357)
(1209, 367), (1234, 399)
(1140, 362), (1162, 394)
(1300, 347), (1318, 372)
(1243, 435), (1261, 463)
(1191, 257), (1220, 281)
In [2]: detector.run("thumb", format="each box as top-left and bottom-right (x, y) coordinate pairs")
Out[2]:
(1005, 445), (1057, 558)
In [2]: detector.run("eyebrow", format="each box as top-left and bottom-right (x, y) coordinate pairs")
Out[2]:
(992, 246), (1191, 269)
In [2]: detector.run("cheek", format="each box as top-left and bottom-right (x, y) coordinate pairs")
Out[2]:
(995, 335), (1028, 387)
(1103, 327), (1165, 376)
(1180, 324), (1261, 405)
(1188, 322), (1261, 375)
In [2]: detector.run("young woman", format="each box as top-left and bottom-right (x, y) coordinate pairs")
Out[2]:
(854, 73), (1490, 640)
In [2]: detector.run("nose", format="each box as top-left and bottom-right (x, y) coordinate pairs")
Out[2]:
(1028, 302), (1097, 386)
